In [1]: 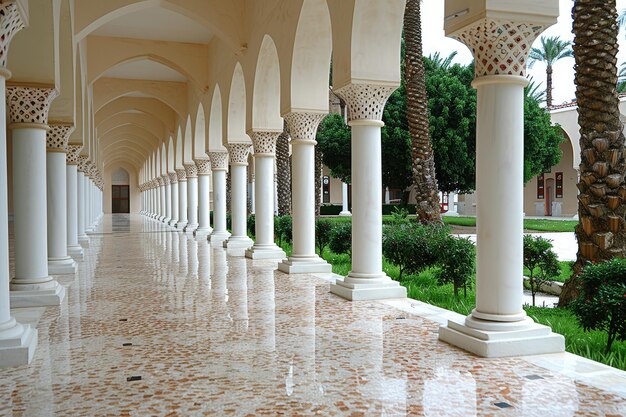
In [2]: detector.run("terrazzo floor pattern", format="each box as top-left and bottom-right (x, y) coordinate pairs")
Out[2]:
(1, 215), (625, 416)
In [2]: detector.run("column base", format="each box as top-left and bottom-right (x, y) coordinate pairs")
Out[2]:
(78, 234), (90, 247)
(338, 211), (352, 217)
(194, 226), (213, 237)
(438, 314), (565, 358)
(209, 230), (231, 244)
(67, 245), (84, 260)
(330, 274), (407, 301)
(162, 216), (172, 224)
(184, 223), (199, 233)
(245, 244), (286, 260)
(10, 279), (66, 307)
(48, 257), (78, 275)
(168, 219), (178, 227)
(176, 221), (188, 230)
(223, 236), (253, 249)
(278, 255), (332, 274)
(442, 211), (459, 217)
(0, 318), (38, 368)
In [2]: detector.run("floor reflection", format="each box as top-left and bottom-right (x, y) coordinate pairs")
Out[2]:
(1, 214), (624, 416)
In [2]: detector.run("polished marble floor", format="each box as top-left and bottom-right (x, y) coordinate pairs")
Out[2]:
(1, 214), (625, 416)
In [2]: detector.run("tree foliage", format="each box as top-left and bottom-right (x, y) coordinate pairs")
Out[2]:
(316, 113), (351, 184)
(523, 235), (560, 307)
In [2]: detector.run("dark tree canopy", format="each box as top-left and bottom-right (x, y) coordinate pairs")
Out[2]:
(316, 113), (351, 184)
(382, 84), (413, 194)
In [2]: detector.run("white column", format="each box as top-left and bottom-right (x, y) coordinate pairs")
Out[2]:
(249, 175), (255, 214)
(46, 123), (77, 274)
(162, 174), (172, 224)
(0, 6), (38, 366)
(224, 144), (253, 249)
(66, 145), (83, 260)
(152, 179), (159, 218)
(8, 85), (65, 307)
(194, 158), (213, 235)
(330, 84), (406, 301)
(77, 158), (89, 246)
(279, 113), (331, 273)
(176, 169), (188, 229)
(438, 7), (564, 357)
(208, 152), (230, 243)
(385, 186), (390, 204)
(245, 132), (286, 260)
(158, 176), (166, 222)
(339, 182), (351, 216)
(184, 163), (199, 232)
(168, 172), (179, 226)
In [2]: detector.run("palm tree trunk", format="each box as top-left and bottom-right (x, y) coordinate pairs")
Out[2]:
(276, 121), (291, 216)
(315, 148), (323, 216)
(404, 0), (441, 223)
(546, 64), (553, 107)
(560, 0), (626, 305)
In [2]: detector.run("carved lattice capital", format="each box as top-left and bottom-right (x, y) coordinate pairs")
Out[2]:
(208, 152), (229, 171)
(77, 156), (88, 172)
(250, 131), (280, 156)
(46, 123), (74, 153)
(453, 18), (546, 78)
(66, 145), (83, 165)
(334, 84), (396, 122)
(183, 163), (198, 178)
(161, 174), (170, 185)
(175, 168), (187, 181)
(168, 172), (178, 184)
(283, 112), (326, 143)
(156, 176), (164, 187)
(227, 143), (252, 166)
(6, 85), (59, 125)
(0, 2), (25, 71)
(194, 158), (211, 175)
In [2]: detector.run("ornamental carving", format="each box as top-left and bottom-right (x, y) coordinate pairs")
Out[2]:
(176, 168), (187, 181)
(156, 176), (164, 187)
(194, 158), (212, 175)
(251, 131), (280, 156)
(453, 18), (545, 78)
(334, 84), (396, 122)
(84, 161), (93, 178)
(284, 112), (326, 142)
(46, 123), (74, 152)
(161, 174), (170, 185)
(77, 156), (88, 172)
(184, 163), (198, 178)
(168, 172), (178, 184)
(6, 85), (59, 125)
(209, 152), (229, 171)
(0, 3), (24, 70)
(227, 143), (252, 165)
(66, 145), (83, 165)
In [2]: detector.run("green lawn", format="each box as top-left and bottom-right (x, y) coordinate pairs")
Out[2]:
(524, 261), (572, 283)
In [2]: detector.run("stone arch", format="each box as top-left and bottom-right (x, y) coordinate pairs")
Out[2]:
(184, 116), (193, 163)
(175, 125), (184, 168)
(95, 97), (176, 133)
(50, 0), (76, 122)
(103, 162), (140, 214)
(284, 0), (332, 113)
(250, 35), (282, 131)
(161, 142), (168, 174)
(194, 103), (207, 157)
(557, 126), (577, 170)
(227, 63), (250, 142)
(168, 137), (175, 173)
(209, 85), (225, 151)
(97, 112), (167, 142)
(112, 167), (130, 185)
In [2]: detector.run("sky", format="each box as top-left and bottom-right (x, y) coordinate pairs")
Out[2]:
(421, 0), (626, 105)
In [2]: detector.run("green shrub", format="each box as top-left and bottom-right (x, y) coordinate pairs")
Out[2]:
(329, 222), (352, 256)
(572, 258), (626, 353)
(390, 206), (410, 225)
(275, 215), (292, 246)
(226, 212), (232, 231)
(315, 219), (333, 259)
(523, 235), (560, 306)
(436, 236), (475, 298)
(247, 214), (255, 237)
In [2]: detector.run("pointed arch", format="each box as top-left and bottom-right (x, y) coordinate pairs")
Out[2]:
(168, 137), (175, 172)
(228, 63), (250, 142)
(209, 85), (225, 151)
(251, 35), (282, 131)
(175, 125), (184, 168)
(184, 116), (193, 163)
(194, 103), (207, 157)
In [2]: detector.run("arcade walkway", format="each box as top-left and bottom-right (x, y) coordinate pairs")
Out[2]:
(1, 215), (625, 416)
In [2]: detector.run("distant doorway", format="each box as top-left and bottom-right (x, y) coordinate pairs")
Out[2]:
(112, 185), (130, 213)
(545, 178), (555, 216)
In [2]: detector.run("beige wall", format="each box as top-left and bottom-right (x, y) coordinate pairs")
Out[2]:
(103, 163), (140, 214)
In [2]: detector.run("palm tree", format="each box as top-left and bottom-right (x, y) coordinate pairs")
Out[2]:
(428, 51), (457, 71)
(525, 77), (547, 103)
(560, 0), (626, 305)
(276, 121), (291, 216)
(529, 36), (574, 108)
(404, 0), (441, 223)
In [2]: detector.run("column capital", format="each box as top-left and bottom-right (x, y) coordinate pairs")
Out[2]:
(46, 122), (75, 153)
(333, 83), (396, 122)
(208, 151), (229, 171)
(151, 178), (159, 189)
(156, 176), (165, 187)
(160, 174), (170, 185)
(452, 18), (547, 78)
(283, 112), (326, 143)
(194, 158), (211, 175)
(168, 172), (178, 184)
(183, 162), (198, 178)
(77, 155), (88, 173)
(175, 168), (187, 182)
(66, 145), (83, 165)
(6, 84), (59, 127)
(227, 143), (252, 166)
(250, 131), (280, 156)
(83, 161), (93, 178)
(0, 2), (25, 73)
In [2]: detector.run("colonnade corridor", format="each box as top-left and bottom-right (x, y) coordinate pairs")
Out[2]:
(0, 214), (623, 416)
